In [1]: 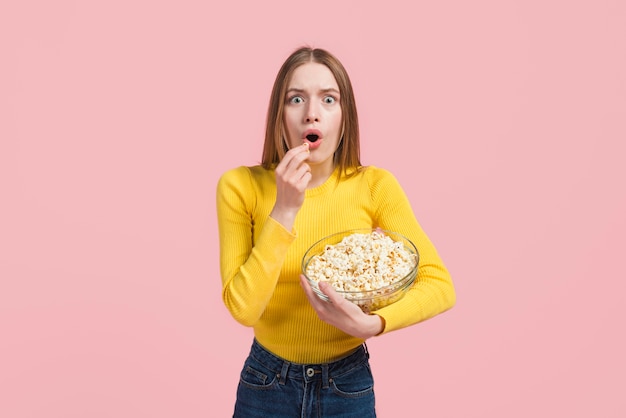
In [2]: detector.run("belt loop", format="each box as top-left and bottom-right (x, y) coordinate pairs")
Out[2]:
(321, 364), (329, 389)
(363, 342), (370, 359)
(279, 361), (289, 385)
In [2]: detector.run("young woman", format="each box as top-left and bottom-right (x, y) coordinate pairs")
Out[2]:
(216, 46), (456, 417)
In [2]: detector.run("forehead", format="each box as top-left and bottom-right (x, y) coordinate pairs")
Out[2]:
(287, 62), (339, 90)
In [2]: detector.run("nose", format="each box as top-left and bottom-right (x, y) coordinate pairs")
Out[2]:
(305, 102), (320, 123)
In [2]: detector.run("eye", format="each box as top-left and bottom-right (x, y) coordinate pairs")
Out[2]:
(289, 96), (304, 104)
(323, 96), (336, 104)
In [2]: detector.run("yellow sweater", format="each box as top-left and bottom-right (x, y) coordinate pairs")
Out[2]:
(216, 165), (456, 363)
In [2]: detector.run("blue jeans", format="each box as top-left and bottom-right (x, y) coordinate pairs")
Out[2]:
(233, 339), (376, 417)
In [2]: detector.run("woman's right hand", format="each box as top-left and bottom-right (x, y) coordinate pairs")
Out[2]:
(269, 142), (311, 230)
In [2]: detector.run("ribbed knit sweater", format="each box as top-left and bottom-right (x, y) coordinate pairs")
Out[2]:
(216, 164), (456, 363)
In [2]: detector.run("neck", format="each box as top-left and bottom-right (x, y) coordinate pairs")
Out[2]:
(307, 162), (336, 189)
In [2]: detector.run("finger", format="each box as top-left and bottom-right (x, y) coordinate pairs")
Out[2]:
(318, 281), (344, 305)
(284, 144), (310, 171)
(300, 274), (313, 295)
(297, 163), (312, 180)
(318, 282), (365, 318)
(300, 275), (326, 307)
(284, 142), (310, 160)
(276, 142), (308, 171)
(296, 141), (310, 153)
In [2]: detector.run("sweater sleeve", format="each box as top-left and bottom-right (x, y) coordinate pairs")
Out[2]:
(216, 167), (296, 326)
(367, 168), (456, 333)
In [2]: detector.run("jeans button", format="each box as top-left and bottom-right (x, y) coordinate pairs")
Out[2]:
(306, 368), (315, 377)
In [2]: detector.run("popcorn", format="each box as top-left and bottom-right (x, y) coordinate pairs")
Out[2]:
(305, 230), (418, 311)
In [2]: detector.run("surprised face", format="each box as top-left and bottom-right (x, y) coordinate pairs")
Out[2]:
(283, 62), (343, 171)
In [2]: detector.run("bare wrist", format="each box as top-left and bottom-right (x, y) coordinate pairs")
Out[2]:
(362, 314), (384, 339)
(269, 208), (298, 232)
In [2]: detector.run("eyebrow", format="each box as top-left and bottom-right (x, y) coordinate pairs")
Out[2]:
(286, 87), (341, 95)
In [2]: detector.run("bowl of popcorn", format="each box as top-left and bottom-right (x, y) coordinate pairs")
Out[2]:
(302, 229), (419, 313)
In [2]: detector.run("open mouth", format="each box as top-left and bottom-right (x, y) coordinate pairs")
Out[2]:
(306, 134), (319, 142)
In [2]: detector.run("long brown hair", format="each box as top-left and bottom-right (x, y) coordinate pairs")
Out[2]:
(261, 47), (361, 177)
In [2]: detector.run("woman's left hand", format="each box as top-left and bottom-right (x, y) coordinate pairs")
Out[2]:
(300, 275), (384, 339)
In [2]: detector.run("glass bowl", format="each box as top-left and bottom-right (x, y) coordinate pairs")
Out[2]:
(302, 229), (419, 313)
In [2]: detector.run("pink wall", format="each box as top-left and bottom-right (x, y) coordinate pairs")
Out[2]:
(2, 1), (625, 416)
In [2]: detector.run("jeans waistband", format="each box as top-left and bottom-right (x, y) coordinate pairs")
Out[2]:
(249, 339), (370, 388)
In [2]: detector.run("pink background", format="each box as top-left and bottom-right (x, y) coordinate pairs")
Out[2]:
(2, 1), (625, 417)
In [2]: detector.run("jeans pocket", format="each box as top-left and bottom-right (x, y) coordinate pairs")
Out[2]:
(238, 359), (278, 390)
(329, 361), (374, 398)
